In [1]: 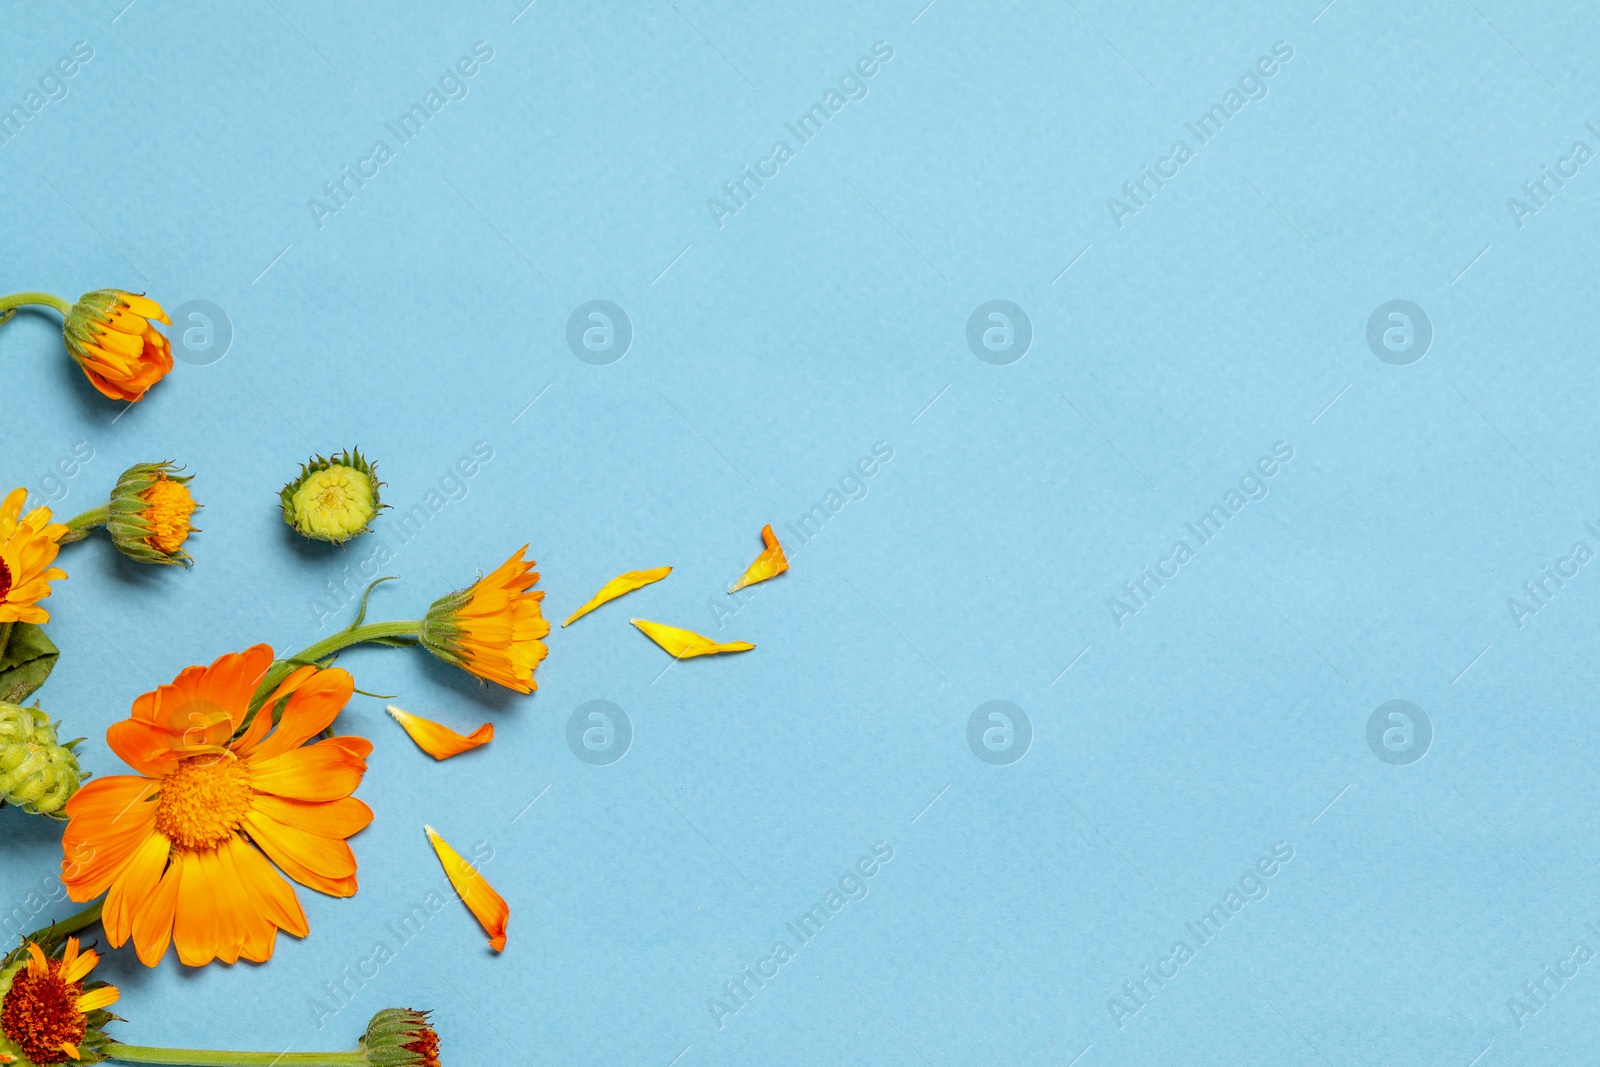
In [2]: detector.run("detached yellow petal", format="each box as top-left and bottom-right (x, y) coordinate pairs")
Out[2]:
(563, 566), (672, 626)
(728, 525), (789, 592)
(631, 619), (755, 659)
(425, 825), (509, 952)
(388, 705), (493, 760)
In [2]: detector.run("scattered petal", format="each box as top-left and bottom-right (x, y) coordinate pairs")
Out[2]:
(631, 619), (755, 659)
(425, 824), (509, 952)
(563, 566), (672, 626)
(387, 705), (494, 760)
(728, 525), (789, 592)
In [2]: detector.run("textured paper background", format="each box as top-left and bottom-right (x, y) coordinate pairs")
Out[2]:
(3, 1), (1599, 1064)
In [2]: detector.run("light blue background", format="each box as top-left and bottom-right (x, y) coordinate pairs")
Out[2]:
(4, 1), (1600, 1064)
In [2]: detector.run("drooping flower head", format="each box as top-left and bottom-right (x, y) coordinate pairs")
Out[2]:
(104, 463), (199, 566)
(281, 449), (383, 544)
(360, 1009), (441, 1067)
(60, 646), (373, 967)
(0, 938), (118, 1065)
(0, 703), (83, 818)
(419, 547), (549, 693)
(0, 490), (67, 625)
(62, 290), (172, 402)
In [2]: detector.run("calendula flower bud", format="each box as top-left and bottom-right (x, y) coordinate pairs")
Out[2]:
(359, 1009), (441, 1067)
(61, 289), (173, 403)
(419, 547), (549, 693)
(101, 462), (199, 566)
(0, 703), (82, 818)
(0, 939), (119, 1066)
(281, 449), (384, 544)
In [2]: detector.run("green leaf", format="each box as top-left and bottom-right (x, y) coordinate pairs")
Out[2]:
(0, 623), (59, 702)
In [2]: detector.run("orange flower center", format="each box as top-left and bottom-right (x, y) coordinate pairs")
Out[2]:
(0, 557), (11, 601)
(1, 962), (86, 1065)
(403, 1026), (441, 1067)
(139, 476), (196, 555)
(154, 753), (253, 850)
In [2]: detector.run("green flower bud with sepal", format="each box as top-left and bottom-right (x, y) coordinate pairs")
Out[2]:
(0, 702), (84, 818)
(280, 449), (385, 545)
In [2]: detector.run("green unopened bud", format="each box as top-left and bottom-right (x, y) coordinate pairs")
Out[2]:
(360, 1009), (440, 1067)
(281, 448), (385, 544)
(0, 702), (83, 818)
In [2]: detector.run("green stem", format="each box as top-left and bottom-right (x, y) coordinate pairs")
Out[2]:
(102, 1044), (366, 1067)
(245, 620), (423, 726)
(20, 898), (104, 947)
(60, 504), (110, 544)
(0, 291), (72, 318)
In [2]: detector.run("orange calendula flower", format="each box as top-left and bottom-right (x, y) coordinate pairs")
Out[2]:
(387, 705), (492, 760)
(424, 826), (508, 952)
(562, 566), (671, 627)
(60, 645), (374, 967)
(631, 619), (754, 659)
(419, 547), (549, 693)
(0, 489), (67, 625)
(62, 290), (173, 402)
(728, 525), (789, 593)
(0, 938), (118, 1065)
(62, 462), (200, 566)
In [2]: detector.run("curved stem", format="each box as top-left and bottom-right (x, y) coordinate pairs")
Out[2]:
(245, 620), (423, 726)
(0, 291), (71, 318)
(21, 898), (104, 947)
(60, 504), (110, 544)
(103, 1044), (366, 1067)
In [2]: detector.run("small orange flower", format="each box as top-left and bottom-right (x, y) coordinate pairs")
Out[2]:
(0, 489), (67, 625)
(0, 939), (118, 1065)
(62, 290), (172, 402)
(387, 705), (492, 760)
(631, 619), (754, 659)
(425, 826), (508, 952)
(419, 547), (549, 693)
(563, 566), (671, 627)
(728, 525), (788, 592)
(60, 645), (373, 967)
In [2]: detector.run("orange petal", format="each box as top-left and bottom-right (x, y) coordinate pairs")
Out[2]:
(129, 856), (182, 967)
(247, 739), (368, 801)
(103, 832), (171, 948)
(251, 794), (373, 840)
(425, 825), (508, 952)
(244, 667), (355, 762)
(562, 566), (671, 626)
(630, 619), (755, 659)
(387, 705), (493, 760)
(728, 525), (789, 592)
(223, 836), (307, 939)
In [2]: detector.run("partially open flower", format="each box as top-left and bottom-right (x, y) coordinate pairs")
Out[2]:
(360, 1009), (441, 1067)
(419, 547), (549, 693)
(62, 290), (173, 403)
(0, 490), (67, 626)
(0, 939), (118, 1066)
(281, 449), (384, 544)
(0, 703), (83, 819)
(69, 463), (200, 567)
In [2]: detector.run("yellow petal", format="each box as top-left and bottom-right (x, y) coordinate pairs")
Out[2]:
(387, 705), (493, 760)
(59, 1044), (80, 1061)
(563, 566), (671, 626)
(630, 619), (755, 659)
(425, 825), (509, 952)
(77, 986), (120, 1013)
(24, 942), (48, 978)
(728, 525), (789, 592)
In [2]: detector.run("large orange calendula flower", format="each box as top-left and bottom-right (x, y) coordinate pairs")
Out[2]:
(419, 547), (549, 693)
(60, 645), (373, 967)
(0, 489), (67, 625)
(62, 290), (173, 402)
(0, 938), (119, 1064)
